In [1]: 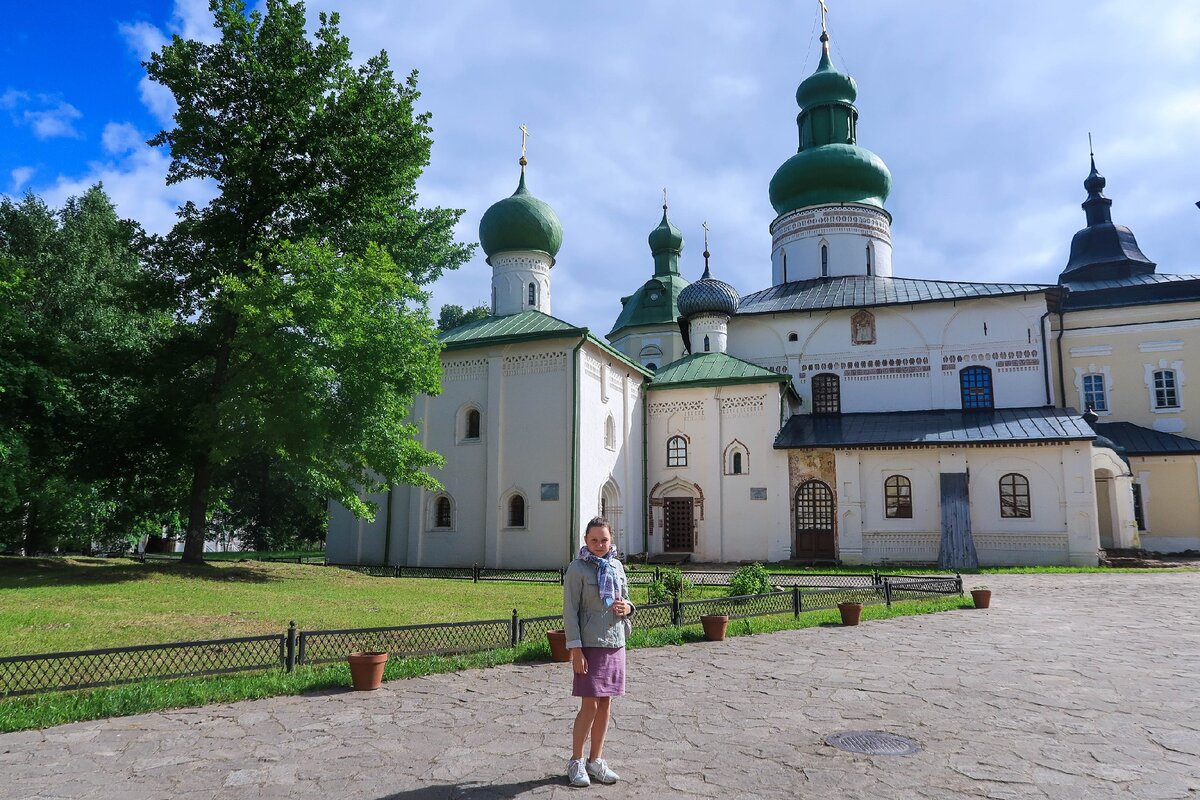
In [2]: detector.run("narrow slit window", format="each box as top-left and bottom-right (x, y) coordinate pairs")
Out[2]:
(508, 495), (526, 527)
(435, 497), (452, 528)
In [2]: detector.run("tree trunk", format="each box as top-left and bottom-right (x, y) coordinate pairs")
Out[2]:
(22, 500), (42, 557)
(182, 453), (211, 563)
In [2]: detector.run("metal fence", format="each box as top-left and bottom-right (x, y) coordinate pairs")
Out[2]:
(2, 575), (961, 697)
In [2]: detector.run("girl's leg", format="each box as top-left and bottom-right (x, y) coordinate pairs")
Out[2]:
(588, 697), (612, 760)
(572, 698), (599, 760)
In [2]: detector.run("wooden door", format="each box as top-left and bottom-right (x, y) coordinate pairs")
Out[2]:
(937, 472), (978, 569)
(794, 480), (835, 559)
(663, 497), (694, 552)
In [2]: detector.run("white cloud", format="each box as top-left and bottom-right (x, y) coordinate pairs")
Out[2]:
(102, 122), (144, 155)
(0, 89), (29, 110)
(9, 166), (35, 193)
(22, 100), (82, 139)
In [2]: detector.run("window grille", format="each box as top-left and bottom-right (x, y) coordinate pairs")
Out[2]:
(960, 366), (994, 411)
(812, 373), (841, 415)
(999, 473), (1031, 518)
(884, 475), (912, 519)
(528, 282), (536, 306)
(667, 436), (687, 467)
(435, 497), (452, 528)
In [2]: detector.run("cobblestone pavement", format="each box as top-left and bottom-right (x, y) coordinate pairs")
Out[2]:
(4, 573), (1200, 799)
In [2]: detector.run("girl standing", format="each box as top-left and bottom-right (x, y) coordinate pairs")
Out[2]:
(562, 517), (634, 787)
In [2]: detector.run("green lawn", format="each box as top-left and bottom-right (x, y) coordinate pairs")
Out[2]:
(0, 557), (573, 655)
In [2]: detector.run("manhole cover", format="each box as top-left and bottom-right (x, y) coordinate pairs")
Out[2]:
(824, 730), (921, 756)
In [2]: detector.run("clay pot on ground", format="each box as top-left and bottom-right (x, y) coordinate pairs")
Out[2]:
(347, 651), (388, 690)
(546, 630), (570, 662)
(700, 614), (729, 641)
(837, 602), (864, 626)
(971, 589), (992, 609)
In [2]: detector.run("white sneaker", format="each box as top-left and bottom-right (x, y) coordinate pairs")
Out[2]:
(567, 758), (590, 788)
(586, 758), (620, 784)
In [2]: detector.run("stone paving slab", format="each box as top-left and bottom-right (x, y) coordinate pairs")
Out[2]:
(3, 573), (1200, 799)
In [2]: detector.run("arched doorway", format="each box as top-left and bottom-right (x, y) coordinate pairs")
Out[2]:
(794, 479), (835, 559)
(599, 480), (621, 551)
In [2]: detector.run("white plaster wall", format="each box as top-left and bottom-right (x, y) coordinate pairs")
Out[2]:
(576, 344), (646, 562)
(729, 293), (1051, 413)
(325, 489), (388, 565)
(769, 204), (893, 284)
(844, 445), (1099, 567)
(645, 382), (788, 563)
(490, 250), (552, 316)
(609, 326), (685, 372)
(688, 314), (729, 355)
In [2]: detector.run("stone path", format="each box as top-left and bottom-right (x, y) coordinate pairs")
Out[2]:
(3, 573), (1200, 799)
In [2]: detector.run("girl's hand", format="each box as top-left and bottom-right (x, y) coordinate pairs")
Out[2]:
(571, 649), (587, 675)
(611, 598), (631, 618)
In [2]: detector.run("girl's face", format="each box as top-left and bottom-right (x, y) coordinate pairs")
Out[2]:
(584, 525), (612, 557)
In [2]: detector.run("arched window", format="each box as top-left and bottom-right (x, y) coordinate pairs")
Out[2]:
(999, 473), (1031, 518)
(639, 344), (662, 372)
(435, 496), (452, 529)
(508, 494), (526, 527)
(884, 475), (912, 519)
(787, 332), (798, 342)
(959, 366), (994, 411)
(604, 415), (616, 450)
(812, 373), (841, 415)
(703, 335), (711, 352)
(782, 250), (788, 282)
(723, 440), (749, 475)
(866, 243), (873, 276)
(820, 243), (829, 278)
(1153, 369), (1179, 409)
(466, 409), (481, 440)
(732, 452), (743, 474)
(527, 282), (537, 307)
(667, 435), (688, 467)
(1083, 373), (1107, 412)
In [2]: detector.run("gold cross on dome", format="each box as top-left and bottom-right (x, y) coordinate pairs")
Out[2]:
(662, 187), (668, 208)
(519, 124), (530, 158)
(702, 220), (710, 251)
(819, 0), (829, 35)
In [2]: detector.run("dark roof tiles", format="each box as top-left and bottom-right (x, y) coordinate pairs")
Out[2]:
(739, 275), (1051, 315)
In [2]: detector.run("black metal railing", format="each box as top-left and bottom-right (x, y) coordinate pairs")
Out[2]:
(2, 574), (961, 697)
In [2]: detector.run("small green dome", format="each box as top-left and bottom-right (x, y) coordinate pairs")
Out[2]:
(648, 206), (683, 255)
(769, 144), (891, 214)
(478, 171), (563, 261)
(796, 47), (857, 108)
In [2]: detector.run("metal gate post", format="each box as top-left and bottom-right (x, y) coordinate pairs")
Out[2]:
(884, 579), (893, 608)
(510, 609), (519, 647)
(285, 621), (297, 672)
(955, 572), (963, 595)
(473, 563), (480, 583)
(792, 585), (801, 619)
(671, 594), (681, 627)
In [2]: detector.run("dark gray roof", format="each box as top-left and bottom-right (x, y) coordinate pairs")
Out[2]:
(739, 275), (1052, 315)
(1063, 272), (1200, 311)
(1093, 421), (1200, 456)
(774, 407), (1094, 449)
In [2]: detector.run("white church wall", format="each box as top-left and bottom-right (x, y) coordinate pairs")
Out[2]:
(576, 344), (646, 561)
(325, 489), (389, 565)
(769, 204), (894, 283)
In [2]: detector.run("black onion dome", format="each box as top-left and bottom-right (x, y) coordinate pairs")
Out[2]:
(678, 264), (740, 317)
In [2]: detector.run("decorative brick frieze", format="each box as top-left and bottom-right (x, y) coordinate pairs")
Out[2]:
(442, 358), (488, 382)
(502, 351), (567, 376)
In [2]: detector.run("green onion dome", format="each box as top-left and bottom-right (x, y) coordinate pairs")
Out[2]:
(478, 169), (563, 261)
(648, 206), (684, 255)
(769, 33), (891, 216)
(678, 264), (739, 318)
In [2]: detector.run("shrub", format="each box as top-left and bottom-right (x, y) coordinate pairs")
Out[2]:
(729, 563), (772, 597)
(647, 568), (694, 603)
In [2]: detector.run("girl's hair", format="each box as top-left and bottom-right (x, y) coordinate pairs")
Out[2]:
(584, 516), (611, 535)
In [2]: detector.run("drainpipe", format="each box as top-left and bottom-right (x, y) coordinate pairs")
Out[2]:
(382, 485), (394, 566)
(1038, 306), (1053, 406)
(642, 387), (649, 556)
(568, 334), (587, 563)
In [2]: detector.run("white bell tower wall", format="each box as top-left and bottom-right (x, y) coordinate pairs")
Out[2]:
(689, 313), (729, 354)
(491, 250), (553, 316)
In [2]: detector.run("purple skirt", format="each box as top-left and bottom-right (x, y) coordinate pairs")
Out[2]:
(572, 646), (626, 697)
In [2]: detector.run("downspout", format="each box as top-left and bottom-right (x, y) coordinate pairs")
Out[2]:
(1039, 306), (1053, 406)
(382, 485), (394, 566)
(1054, 286), (1071, 408)
(568, 334), (587, 563)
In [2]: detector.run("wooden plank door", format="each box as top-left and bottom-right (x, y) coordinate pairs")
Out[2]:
(937, 472), (979, 569)
(663, 497), (695, 552)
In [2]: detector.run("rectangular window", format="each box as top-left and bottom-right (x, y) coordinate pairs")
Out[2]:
(1082, 373), (1107, 412)
(1154, 370), (1179, 409)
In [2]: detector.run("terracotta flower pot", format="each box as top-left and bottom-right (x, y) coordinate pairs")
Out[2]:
(837, 602), (864, 626)
(347, 651), (388, 690)
(700, 614), (729, 641)
(971, 589), (992, 609)
(546, 630), (570, 662)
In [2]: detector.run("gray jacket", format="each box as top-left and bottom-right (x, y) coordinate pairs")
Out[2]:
(562, 557), (634, 650)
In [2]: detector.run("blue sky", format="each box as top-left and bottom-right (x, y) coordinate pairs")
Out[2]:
(4, 1), (1199, 334)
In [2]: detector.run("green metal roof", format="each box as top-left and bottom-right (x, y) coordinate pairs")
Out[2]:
(608, 274), (691, 338)
(439, 310), (651, 377)
(648, 352), (789, 390)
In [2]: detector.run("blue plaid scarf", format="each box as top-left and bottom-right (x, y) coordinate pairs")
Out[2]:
(579, 546), (618, 609)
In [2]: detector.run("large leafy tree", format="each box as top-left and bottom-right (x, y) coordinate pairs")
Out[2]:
(146, 0), (470, 561)
(437, 303), (490, 333)
(0, 187), (175, 554)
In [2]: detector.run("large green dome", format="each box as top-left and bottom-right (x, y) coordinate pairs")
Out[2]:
(648, 207), (683, 255)
(478, 170), (562, 261)
(769, 33), (891, 216)
(770, 144), (891, 214)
